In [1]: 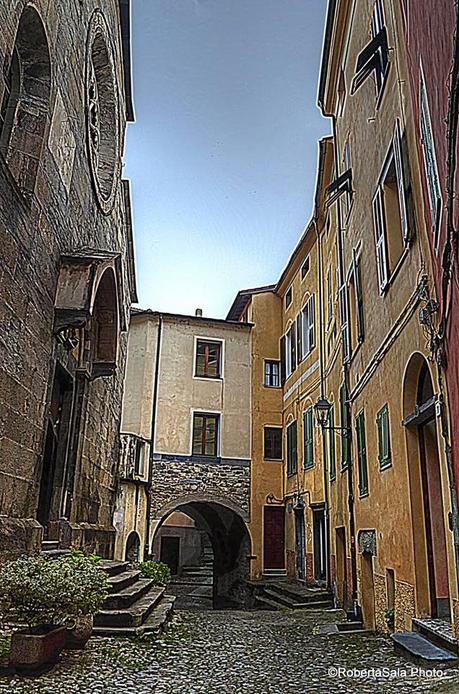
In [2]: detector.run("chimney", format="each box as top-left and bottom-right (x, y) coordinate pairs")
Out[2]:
(195, 308), (203, 317)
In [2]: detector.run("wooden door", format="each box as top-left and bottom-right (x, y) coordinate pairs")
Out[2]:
(264, 507), (285, 570)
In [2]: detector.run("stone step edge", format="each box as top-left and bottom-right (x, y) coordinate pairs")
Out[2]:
(103, 577), (155, 609)
(94, 587), (165, 628)
(391, 632), (458, 664)
(93, 596), (176, 638)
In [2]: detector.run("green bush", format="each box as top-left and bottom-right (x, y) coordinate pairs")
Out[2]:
(137, 561), (171, 585)
(0, 554), (109, 629)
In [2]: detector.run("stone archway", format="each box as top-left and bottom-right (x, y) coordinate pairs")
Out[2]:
(151, 496), (252, 608)
(403, 353), (451, 619)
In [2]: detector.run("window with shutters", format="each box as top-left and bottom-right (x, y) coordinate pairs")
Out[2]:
(340, 383), (350, 469)
(285, 323), (296, 377)
(377, 404), (391, 470)
(341, 139), (353, 222)
(372, 120), (410, 294)
(301, 255), (310, 279)
(351, 0), (389, 101)
(287, 421), (297, 476)
(420, 68), (442, 248)
(327, 266), (333, 328)
(303, 407), (314, 469)
(192, 413), (219, 456)
(356, 410), (369, 496)
(301, 295), (315, 359)
(195, 340), (222, 378)
(329, 405), (336, 480)
(339, 284), (350, 362)
(264, 360), (280, 387)
(264, 427), (282, 460)
(347, 250), (364, 352)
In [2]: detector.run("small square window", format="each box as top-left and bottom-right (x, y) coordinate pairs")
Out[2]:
(192, 413), (219, 457)
(264, 427), (282, 460)
(301, 256), (310, 280)
(134, 440), (145, 476)
(195, 340), (222, 379)
(264, 360), (280, 387)
(285, 287), (292, 308)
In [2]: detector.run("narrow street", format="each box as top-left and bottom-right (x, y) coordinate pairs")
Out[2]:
(2, 608), (459, 694)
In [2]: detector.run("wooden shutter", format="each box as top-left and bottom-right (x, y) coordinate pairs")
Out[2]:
(297, 313), (303, 363)
(303, 408), (314, 468)
(340, 383), (350, 469)
(353, 248), (364, 342)
(309, 295), (315, 349)
(339, 284), (350, 361)
(356, 411), (368, 495)
(372, 189), (389, 292)
(393, 120), (409, 243)
(280, 336), (286, 385)
(290, 322), (297, 373)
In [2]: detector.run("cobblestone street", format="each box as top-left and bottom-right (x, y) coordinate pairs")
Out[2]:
(2, 609), (459, 693)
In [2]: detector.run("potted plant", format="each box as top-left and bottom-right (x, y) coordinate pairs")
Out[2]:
(136, 560), (171, 585)
(61, 548), (109, 649)
(384, 607), (395, 631)
(0, 556), (70, 670)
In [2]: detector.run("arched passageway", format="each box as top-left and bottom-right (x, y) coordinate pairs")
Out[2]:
(403, 353), (451, 619)
(125, 531), (141, 562)
(151, 499), (251, 609)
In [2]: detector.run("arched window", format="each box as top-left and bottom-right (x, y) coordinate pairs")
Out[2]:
(0, 6), (51, 196)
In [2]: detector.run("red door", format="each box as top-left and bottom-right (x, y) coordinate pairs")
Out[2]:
(264, 507), (285, 569)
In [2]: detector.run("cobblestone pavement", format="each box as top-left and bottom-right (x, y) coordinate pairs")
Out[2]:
(2, 609), (459, 693)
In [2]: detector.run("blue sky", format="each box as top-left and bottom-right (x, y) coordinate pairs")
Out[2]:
(125, 0), (329, 318)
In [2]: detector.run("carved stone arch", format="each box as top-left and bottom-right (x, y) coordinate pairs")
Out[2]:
(0, 3), (51, 197)
(90, 266), (119, 376)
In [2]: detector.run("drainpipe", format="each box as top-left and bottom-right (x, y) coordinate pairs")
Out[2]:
(144, 314), (163, 560)
(331, 115), (359, 616)
(314, 162), (330, 590)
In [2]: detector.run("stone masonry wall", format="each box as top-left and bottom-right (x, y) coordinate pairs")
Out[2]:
(0, 0), (132, 555)
(151, 456), (251, 521)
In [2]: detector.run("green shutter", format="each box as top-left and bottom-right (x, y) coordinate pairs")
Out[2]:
(287, 421), (297, 476)
(340, 383), (350, 469)
(356, 411), (368, 496)
(377, 404), (391, 469)
(329, 405), (336, 480)
(303, 408), (314, 469)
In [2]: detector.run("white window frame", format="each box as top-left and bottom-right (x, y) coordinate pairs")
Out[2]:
(419, 62), (442, 249)
(193, 335), (225, 381)
(301, 294), (315, 359)
(285, 329), (292, 377)
(190, 408), (222, 457)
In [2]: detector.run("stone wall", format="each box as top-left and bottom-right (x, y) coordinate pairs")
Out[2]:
(151, 455), (251, 521)
(0, 0), (134, 556)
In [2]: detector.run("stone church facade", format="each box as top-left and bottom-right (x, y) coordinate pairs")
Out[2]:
(0, 0), (136, 559)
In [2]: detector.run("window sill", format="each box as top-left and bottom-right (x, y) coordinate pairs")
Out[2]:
(263, 384), (281, 390)
(379, 461), (392, 472)
(287, 471), (297, 478)
(303, 464), (314, 471)
(359, 490), (369, 499)
(264, 458), (283, 463)
(193, 375), (223, 381)
(330, 475), (336, 483)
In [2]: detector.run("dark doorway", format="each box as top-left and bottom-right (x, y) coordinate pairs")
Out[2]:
(125, 531), (141, 563)
(335, 527), (347, 607)
(37, 366), (73, 531)
(264, 506), (285, 570)
(294, 509), (305, 579)
(313, 508), (327, 584)
(160, 536), (180, 575)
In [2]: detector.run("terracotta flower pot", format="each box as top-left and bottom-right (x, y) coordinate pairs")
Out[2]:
(66, 614), (94, 649)
(9, 625), (66, 671)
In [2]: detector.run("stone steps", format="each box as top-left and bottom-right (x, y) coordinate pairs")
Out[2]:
(255, 595), (284, 611)
(93, 596), (176, 638)
(103, 577), (155, 610)
(95, 586), (165, 627)
(93, 560), (175, 637)
(391, 632), (457, 665)
(107, 569), (141, 593)
(258, 581), (333, 611)
(412, 617), (457, 654)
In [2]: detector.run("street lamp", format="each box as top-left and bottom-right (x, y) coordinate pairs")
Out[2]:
(314, 396), (350, 437)
(314, 397), (332, 428)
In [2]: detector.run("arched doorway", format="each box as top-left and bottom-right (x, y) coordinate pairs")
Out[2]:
(403, 354), (451, 619)
(151, 498), (251, 609)
(125, 531), (141, 563)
